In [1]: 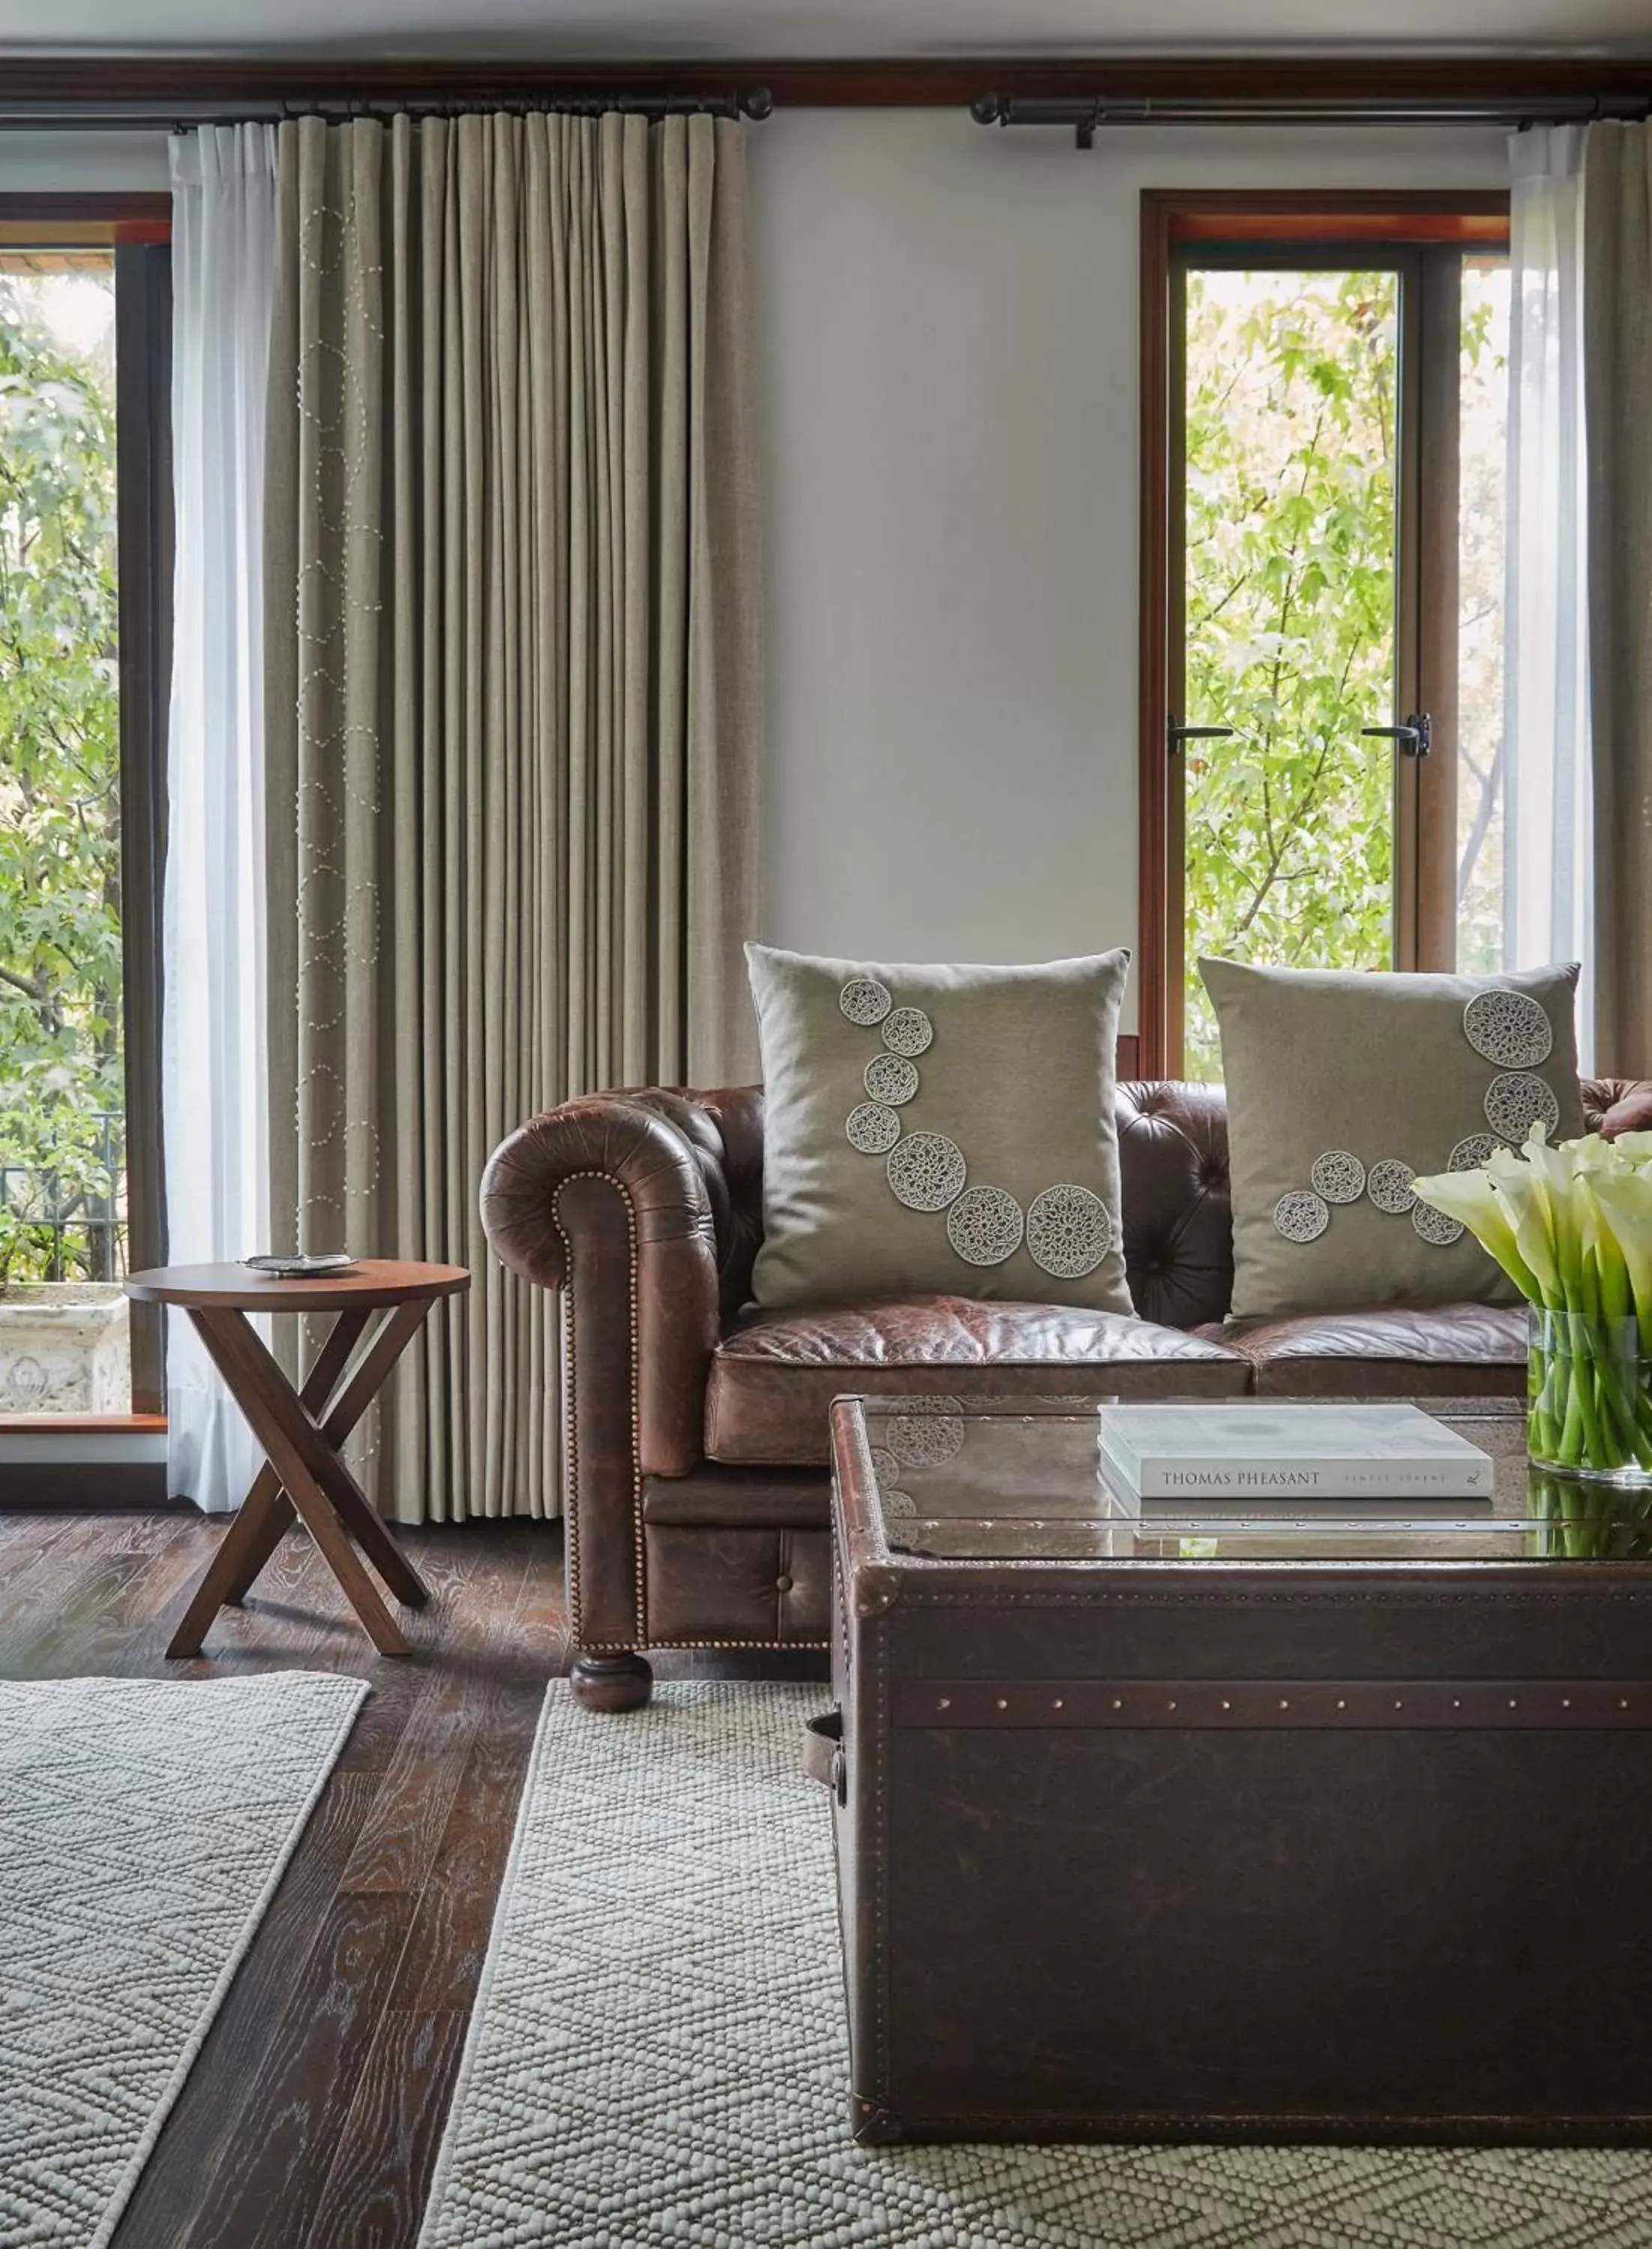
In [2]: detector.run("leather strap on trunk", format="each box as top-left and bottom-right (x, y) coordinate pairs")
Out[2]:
(801, 1709), (845, 1803)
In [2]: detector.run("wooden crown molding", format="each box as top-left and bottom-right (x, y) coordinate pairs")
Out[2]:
(0, 52), (1649, 112)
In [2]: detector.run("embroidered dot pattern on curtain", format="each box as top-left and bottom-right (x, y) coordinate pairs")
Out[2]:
(262, 110), (762, 1522)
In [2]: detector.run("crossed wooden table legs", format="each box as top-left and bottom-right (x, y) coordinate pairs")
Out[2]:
(124, 1261), (471, 1658)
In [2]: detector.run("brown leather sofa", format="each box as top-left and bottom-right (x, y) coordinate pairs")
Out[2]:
(481, 1074), (1652, 1709)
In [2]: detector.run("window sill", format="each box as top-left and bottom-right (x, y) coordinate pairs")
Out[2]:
(0, 1415), (169, 1506)
(0, 1414), (166, 1433)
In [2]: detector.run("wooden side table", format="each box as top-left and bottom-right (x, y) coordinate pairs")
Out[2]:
(125, 1259), (470, 1658)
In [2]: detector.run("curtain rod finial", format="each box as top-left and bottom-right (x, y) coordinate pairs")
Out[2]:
(971, 93), (1004, 126)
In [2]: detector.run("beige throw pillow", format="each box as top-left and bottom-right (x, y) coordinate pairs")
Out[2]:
(747, 945), (1133, 1313)
(1201, 957), (1584, 1319)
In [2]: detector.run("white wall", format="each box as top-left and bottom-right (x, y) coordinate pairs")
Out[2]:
(750, 112), (1510, 1023)
(0, 131), (169, 188)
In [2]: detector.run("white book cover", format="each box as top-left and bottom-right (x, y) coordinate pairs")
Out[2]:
(1094, 1403), (1495, 1503)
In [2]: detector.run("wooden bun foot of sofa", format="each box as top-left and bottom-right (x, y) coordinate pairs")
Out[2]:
(570, 1651), (654, 1712)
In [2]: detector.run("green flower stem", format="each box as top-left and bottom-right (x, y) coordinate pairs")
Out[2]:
(1531, 1315), (1652, 1478)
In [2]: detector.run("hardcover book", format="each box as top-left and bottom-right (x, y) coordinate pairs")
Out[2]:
(1094, 1402), (1495, 1504)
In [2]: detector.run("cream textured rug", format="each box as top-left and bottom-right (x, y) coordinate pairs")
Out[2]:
(420, 1682), (1652, 2249)
(0, 1671), (367, 2249)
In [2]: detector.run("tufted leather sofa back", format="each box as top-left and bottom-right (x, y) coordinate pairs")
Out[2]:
(1115, 1082), (1234, 1328)
(621, 1077), (1640, 1334)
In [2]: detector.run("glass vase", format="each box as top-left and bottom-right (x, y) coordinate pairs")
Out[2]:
(1528, 1468), (1652, 1559)
(1528, 1310), (1652, 1487)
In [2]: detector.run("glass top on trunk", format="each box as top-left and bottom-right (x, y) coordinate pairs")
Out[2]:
(855, 1400), (1652, 1564)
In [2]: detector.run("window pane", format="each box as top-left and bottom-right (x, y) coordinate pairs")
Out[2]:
(1454, 257), (1510, 977)
(0, 251), (129, 1412)
(1181, 268), (1400, 1080)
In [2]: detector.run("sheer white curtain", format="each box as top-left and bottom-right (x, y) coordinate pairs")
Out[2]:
(1504, 126), (1594, 1064)
(163, 124), (278, 1511)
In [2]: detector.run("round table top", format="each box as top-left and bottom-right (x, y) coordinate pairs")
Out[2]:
(124, 1259), (471, 1311)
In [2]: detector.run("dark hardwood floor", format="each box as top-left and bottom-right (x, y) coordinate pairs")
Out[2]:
(0, 1505), (825, 2249)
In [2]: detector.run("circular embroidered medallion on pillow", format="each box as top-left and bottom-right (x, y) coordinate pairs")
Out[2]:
(863, 1053), (919, 1107)
(1309, 1149), (1366, 1204)
(1413, 1202), (1465, 1247)
(945, 1186), (1025, 1267)
(1366, 1159), (1417, 1215)
(1273, 1189), (1330, 1244)
(880, 1006), (934, 1058)
(838, 975), (892, 1026)
(1484, 1071), (1561, 1143)
(845, 1102), (902, 1155)
(1449, 1133), (1498, 1171)
(886, 1132), (967, 1212)
(1026, 1184), (1112, 1277)
(1463, 989), (1553, 1069)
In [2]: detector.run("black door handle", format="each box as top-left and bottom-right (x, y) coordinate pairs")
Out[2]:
(1361, 712), (1432, 758)
(1167, 719), (1236, 752)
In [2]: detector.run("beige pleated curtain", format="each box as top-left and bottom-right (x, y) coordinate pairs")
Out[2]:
(1584, 121), (1652, 1077)
(263, 109), (762, 1522)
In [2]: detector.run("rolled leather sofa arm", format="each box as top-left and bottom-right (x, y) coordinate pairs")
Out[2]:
(480, 1092), (723, 1472)
(1597, 1080), (1652, 1139)
(480, 1092), (726, 1652)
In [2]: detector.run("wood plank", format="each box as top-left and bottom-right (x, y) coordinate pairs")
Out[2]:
(337, 1541), (532, 1897)
(335, 1683), (487, 1898)
(112, 1769), (381, 2249)
(165, 1891), (417, 2249)
(302, 2009), (468, 2249)
(384, 1693), (543, 2015)
(50, 1526), (218, 1678)
(158, 1529), (371, 1680)
(378, 1537), (576, 2014)
(0, 1508), (93, 1584)
(0, 1518), (187, 1675)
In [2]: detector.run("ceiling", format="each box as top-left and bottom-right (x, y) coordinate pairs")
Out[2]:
(1, 0), (1648, 57)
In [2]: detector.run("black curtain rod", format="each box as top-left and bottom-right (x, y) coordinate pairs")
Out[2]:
(0, 88), (774, 131)
(972, 90), (1651, 145)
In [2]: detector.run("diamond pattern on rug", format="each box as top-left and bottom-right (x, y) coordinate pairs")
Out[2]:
(420, 1682), (1652, 2249)
(0, 1671), (367, 2249)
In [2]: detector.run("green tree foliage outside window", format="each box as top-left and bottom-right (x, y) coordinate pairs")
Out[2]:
(1181, 268), (1399, 1079)
(0, 270), (124, 1286)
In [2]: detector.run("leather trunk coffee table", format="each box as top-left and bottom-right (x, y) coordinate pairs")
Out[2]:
(820, 1394), (1652, 2146)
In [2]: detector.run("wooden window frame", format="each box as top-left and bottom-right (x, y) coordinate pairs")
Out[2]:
(0, 193), (171, 1435)
(1137, 189), (1510, 1080)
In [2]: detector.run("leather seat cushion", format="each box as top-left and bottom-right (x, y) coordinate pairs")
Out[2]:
(1202, 1303), (1526, 1397)
(705, 1298), (1252, 1466)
